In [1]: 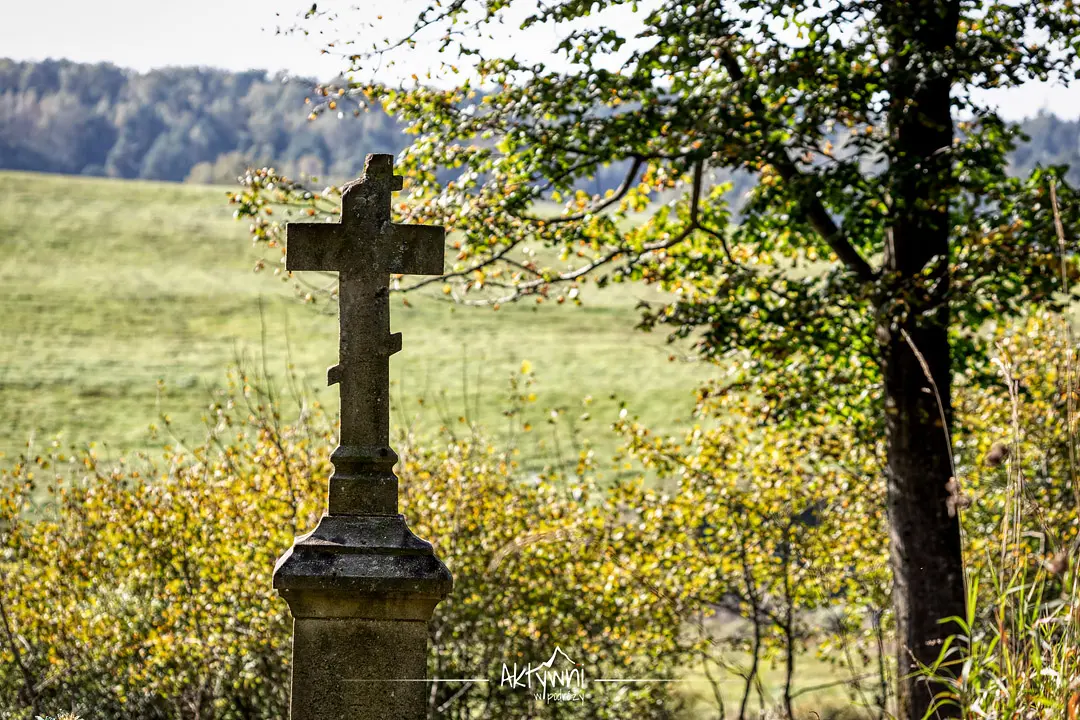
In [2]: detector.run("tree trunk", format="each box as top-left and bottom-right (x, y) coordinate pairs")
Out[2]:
(881, 313), (966, 719)
(882, 2), (966, 718)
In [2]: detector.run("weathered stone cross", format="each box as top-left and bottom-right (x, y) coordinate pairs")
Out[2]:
(286, 153), (444, 514)
(274, 153), (453, 720)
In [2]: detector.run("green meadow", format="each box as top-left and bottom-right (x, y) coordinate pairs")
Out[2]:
(0, 171), (719, 470)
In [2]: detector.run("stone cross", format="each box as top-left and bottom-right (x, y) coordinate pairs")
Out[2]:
(274, 153), (453, 720)
(286, 153), (444, 514)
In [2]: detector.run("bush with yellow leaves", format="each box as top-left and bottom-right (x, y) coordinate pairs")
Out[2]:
(612, 364), (891, 718)
(0, 367), (695, 719)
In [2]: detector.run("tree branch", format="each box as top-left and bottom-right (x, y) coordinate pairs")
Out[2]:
(399, 239), (528, 293)
(716, 45), (877, 284)
(367, 0), (468, 57)
(515, 158), (712, 291)
(790, 673), (881, 700)
(442, 156), (743, 305)
(770, 156), (876, 282)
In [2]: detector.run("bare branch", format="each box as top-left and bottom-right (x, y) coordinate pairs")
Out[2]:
(367, 0), (468, 58)
(399, 239), (527, 293)
(435, 680), (476, 714)
(0, 593), (40, 716)
(790, 672), (882, 701)
(515, 157), (645, 224)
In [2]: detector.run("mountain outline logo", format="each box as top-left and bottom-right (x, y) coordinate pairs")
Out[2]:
(500, 645), (586, 703)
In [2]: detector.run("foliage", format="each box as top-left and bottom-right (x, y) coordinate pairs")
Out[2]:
(0, 367), (322, 719)
(405, 431), (692, 718)
(0, 365), (698, 719)
(957, 311), (1080, 567)
(0, 58), (640, 189)
(10, 317), (1080, 718)
(1, 56), (1080, 193)
(8, 300), (1080, 719)
(235, 7), (1080, 403)
(600, 307), (1080, 719)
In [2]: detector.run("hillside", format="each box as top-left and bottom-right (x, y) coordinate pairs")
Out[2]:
(0, 58), (404, 184)
(0, 58), (632, 191)
(1, 58), (1077, 190)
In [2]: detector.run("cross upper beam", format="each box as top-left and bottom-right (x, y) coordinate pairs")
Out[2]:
(286, 155), (444, 277)
(286, 222), (444, 276)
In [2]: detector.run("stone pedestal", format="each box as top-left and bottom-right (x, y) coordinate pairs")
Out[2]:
(274, 512), (453, 720)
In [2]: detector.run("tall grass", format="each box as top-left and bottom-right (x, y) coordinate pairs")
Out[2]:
(917, 181), (1080, 719)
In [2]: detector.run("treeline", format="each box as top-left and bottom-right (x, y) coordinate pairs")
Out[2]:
(0, 58), (405, 185)
(1, 57), (1079, 188)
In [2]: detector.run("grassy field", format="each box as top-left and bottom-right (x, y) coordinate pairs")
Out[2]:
(0, 170), (720, 471)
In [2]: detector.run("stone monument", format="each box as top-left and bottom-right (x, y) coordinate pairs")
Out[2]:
(273, 153), (453, 720)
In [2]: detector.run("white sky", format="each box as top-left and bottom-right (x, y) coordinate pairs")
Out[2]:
(2, 0), (1078, 121)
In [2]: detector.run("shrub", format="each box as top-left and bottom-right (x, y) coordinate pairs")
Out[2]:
(612, 363), (892, 719)
(0, 368), (322, 718)
(10, 317), (1080, 719)
(0, 367), (694, 719)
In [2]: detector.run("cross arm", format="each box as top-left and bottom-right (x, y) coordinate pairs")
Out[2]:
(387, 223), (445, 276)
(286, 223), (346, 272)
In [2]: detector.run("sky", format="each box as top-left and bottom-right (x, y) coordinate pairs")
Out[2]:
(3, 0), (1079, 122)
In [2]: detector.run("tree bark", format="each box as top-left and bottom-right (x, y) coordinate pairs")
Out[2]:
(881, 313), (966, 719)
(882, 2), (966, 718)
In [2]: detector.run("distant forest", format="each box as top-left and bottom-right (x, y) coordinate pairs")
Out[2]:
(1, 58), (1079, 190)
(0, 58), (408, 186)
